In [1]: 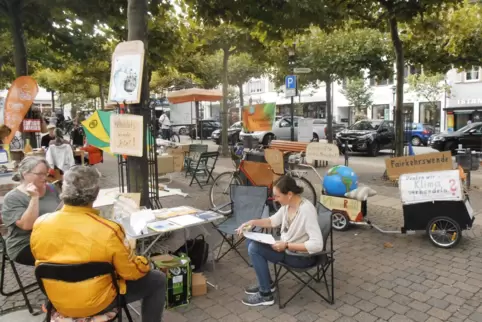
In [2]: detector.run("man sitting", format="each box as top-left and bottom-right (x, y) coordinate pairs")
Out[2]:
(30, 166), (166, 321)
(40, 124), (56, 149)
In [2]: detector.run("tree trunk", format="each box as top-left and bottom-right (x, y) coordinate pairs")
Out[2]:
(99, 82), (105, 110)
(325, 78), (333, 144)
(221, 48), (230, 156)
(8, 2), (28, 77)
(389, 16), (405, 157)
(127, 0), (150, 207)
(238, 84), (244, 123)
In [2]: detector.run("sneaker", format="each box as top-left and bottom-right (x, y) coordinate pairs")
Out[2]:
(244, 284), (276, 295)
(242, 292), (275, 307)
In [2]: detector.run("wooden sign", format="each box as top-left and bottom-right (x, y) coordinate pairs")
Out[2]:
(385, 151), (453, 180)
(305, 142), (341, 164)
(110, 114), (144, 157)
(108, 41), (145, 104)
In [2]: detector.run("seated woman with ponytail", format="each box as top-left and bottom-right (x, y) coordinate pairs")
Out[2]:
(1, 157), (60, 265)
(236, 175), (323, 307)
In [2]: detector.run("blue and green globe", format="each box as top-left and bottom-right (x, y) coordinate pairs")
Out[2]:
(323, 165), (358, 197)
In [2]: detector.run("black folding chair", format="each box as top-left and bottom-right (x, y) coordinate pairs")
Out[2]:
(212, 185), (269, 266)
(187, 151), (219, 189)
(35, 262), (133, 322)
(184, 144), (208, 177)
(0, 225), (39, 315)
(273, 203), (335, 308)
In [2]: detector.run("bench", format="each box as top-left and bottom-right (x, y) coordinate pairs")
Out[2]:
(269, 140), (309, 153)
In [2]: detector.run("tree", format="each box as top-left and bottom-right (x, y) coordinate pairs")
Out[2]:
(341, 78), (373, 122)
(407, 73), (451, 126)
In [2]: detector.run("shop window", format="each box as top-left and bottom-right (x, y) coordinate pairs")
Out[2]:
(419, 102), (441, 127)
(372, 104), (389, 119)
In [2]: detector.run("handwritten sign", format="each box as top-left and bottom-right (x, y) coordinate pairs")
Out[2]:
(399, 170), (463, 205)
(305, 142), (341, 164)
(22, 119), (41, 132)
(110, 114), (143, 157)
(385, 151), (453, 180)
(320, 194), (362, 222)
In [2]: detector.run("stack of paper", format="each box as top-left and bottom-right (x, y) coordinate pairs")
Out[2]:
(243, 232), (276, 245)
(168, 214), (205, 227)
(130, 209), (155, 235)
(153, 206), (198, 219)
(146, 220), (180, 233)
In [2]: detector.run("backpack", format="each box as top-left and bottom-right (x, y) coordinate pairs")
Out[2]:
(174, 234), (209, 273)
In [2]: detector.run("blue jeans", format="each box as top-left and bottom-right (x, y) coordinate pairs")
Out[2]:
(247, 240), (316, 294)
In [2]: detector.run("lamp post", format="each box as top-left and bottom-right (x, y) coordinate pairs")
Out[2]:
(288, 43), (296, 141)
(391, 85), (396, 121)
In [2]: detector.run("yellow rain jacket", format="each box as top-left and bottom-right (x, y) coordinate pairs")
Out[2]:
(30, 205), (149, 318)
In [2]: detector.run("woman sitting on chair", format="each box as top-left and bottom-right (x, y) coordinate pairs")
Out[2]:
(1, 157), (60, 266)
(236, 176), (323, 307)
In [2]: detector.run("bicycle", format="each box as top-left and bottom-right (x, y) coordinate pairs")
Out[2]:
(209, 145), (317, 214)
(159, 126), (180, 143)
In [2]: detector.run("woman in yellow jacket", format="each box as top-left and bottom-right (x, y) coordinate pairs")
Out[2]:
(30, 166), (165, 321)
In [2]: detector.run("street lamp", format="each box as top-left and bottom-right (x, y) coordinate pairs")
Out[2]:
(287, 43), (296, 141)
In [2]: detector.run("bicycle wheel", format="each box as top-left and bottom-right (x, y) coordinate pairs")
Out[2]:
(272, 176), (317, 212)
(210, 171), (243, 215)
(170, 133), (180, 143)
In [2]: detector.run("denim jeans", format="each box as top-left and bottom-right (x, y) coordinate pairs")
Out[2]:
(247, 240), (316, 294)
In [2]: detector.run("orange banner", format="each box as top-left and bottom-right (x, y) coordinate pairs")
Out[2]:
(3, 76), (39, 144)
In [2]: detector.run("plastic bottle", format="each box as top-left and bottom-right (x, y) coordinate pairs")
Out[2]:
(24, 139), (33, 153)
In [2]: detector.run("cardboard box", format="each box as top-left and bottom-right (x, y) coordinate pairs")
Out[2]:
(178, 144), (190, 153)
(192, 273), (207, 297)
(167, 148), (185, 172)
(157, 155), (174, 174)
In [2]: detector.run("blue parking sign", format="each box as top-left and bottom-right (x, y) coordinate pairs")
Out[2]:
(285, 75), (297, 97)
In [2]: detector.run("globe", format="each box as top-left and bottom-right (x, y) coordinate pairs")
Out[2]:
(323, 165), (358, 197)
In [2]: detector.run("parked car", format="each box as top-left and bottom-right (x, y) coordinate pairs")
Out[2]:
(405, 123), (434, 146)
(172, 125), (189, 135)
(189, 120), (221, 139)
(429, 122), (482, 155)
(312, 119), (346, 140)
(336, 119), (395, 157)
(211, 121), (242, 145)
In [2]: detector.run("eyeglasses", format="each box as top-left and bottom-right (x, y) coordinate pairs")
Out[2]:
(30, 172), (48, 177)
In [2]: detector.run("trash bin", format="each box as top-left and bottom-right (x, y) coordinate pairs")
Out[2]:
(456, 152), (480, 171)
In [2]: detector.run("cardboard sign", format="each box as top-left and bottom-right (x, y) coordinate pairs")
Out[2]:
(298, 119), (314, 142)
(242, 103), (275, 132)
(108, 41), (145, 104)
(399, 170), (463, 205)
(385, 151), (452, 180)
(110, 114), (144, 157)
(305, 142), (341, 164)
(3, 76), (39, 144)
(264, 148), (284, 175)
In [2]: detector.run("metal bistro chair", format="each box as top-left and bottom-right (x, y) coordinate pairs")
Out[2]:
(273, 202), (335, 308)
(212, 185), (269, 266)
(187, 151), (219, 189)
(0, 224), (39, 314)
(35, 262), (133, 322)
(184, 144), (208, 177)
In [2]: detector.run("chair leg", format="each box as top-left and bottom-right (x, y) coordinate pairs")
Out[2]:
(8, 259), (35, 314)
(215, 233), (250, 266)
(123, 303), (134, 322)
(0, 253), (37, 296)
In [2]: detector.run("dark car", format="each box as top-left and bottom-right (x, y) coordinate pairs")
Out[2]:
(336, 119), (395, 157)
(211, 121), (242, 145)
(189, 120), (221, 139)
(429, 122), (482, 155)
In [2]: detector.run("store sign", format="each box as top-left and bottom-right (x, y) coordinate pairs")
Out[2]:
(399, 170), (463, 205)
(456, 98), (482, 105)
(385, 151), (453, 180)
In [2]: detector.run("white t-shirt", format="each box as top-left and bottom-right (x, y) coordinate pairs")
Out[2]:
(159, 114), (171, 129)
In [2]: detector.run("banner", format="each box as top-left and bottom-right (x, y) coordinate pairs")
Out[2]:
(3, 76), (39, 144)
(242, 103), (275, 132)
(385, 151), (453, 180)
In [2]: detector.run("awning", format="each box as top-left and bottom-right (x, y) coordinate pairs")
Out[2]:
(167, 88), (223, 104)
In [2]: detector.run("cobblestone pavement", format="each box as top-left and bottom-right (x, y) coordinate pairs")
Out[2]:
(4, 153), (482, 321)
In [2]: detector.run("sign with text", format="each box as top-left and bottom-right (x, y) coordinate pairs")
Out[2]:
(298, 119), (314, 142)
(22, 119), (41, 132)
(399, 170), (463, 205)
(242, 103), (275, 132)
(110, 114), (143, 157)
(305, 142), (341, 164)
(385, 151), (453, 180)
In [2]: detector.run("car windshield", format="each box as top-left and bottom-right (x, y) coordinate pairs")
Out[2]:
(349, 120), (376, 131)
(230, 122), (242, 129)
(456, 124), (474, 133)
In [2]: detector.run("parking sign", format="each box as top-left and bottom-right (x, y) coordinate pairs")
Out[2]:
(285, 75), (297, 97)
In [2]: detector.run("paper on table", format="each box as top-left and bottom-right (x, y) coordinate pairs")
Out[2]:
(243, 232), (276, 245)
(130, 209), (155, 235)
(168, 214), (205, 227)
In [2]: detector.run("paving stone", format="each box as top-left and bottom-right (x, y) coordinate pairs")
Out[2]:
(427, 307), (452, 320)
(372, 307), (395, 320)
(353, 311), (378, 322)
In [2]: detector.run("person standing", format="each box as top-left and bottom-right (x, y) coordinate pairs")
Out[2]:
(159, 110), (171, 140)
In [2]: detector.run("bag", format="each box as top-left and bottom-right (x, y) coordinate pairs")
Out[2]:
(174, 234), (209, 272)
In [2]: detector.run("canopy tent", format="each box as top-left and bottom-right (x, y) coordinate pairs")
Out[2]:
(166, 88), (222, 104)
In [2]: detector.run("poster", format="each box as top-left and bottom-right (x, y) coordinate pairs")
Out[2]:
(447, 113), (454, 132)
(108, 41), (145, 104)
(298, 118), (314, 142)
(242, 103), (275, 132)
(305, 142), (341, 164)
(110, 114), (144, 157)
(385, 151), (453, 180)
(3, 76), (39, 144)
(399, 170), (463, 205)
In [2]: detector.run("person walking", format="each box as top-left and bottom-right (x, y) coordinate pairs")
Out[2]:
(159, 110), (171, 140)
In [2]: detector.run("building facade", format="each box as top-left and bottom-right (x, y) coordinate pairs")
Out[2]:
(240, 66), (482, 132)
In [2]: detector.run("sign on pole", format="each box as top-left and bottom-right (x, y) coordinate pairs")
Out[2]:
(285, 75), (297, 97)
(294, 68), (312, 74)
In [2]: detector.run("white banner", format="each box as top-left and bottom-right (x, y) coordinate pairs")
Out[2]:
(298, 118), (313, 142)
(399, 170), (463, 205)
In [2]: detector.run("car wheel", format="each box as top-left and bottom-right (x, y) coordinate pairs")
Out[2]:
(444, 141), (457, 156)
(262, 134), (274, 146)
(411, 136), (421, 146)
(368, 142), (379, 157)
(179, 127), (188, 135)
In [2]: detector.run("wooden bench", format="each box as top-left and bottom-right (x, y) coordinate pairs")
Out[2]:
(269, 140), (309, 154)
